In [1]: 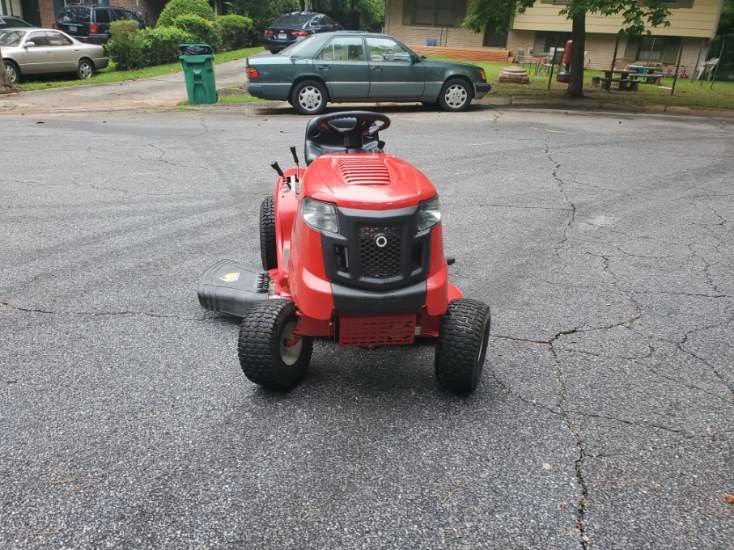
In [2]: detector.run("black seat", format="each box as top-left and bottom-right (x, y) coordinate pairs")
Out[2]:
(304, 111), (390, 165)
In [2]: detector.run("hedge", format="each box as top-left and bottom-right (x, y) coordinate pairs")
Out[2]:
(105, 20), (146, 70)
(172, 14), (220, 50)
(215, 14), (253, 51)
(157, 0), (214, 27)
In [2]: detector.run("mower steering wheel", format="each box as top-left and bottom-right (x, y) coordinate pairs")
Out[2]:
(315, 111), (390, 140)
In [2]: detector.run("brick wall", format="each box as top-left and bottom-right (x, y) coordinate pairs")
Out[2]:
(385, 0), (486, 49)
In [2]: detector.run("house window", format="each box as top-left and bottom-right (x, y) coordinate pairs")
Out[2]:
(402, 0), (467, 28)
(624, 36), (681, 63)
(533, 31), (570, 54)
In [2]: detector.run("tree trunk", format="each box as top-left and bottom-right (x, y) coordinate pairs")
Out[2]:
(567, 10), (586, 98)
(0, 47), (13, 93)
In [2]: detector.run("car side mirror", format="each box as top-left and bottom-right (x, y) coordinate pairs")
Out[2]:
(411, 54), (421, 64)
(24, 41), (36, 48)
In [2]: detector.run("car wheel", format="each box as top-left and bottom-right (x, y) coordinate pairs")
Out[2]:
(291, 80), (327, 115)
(238, 299), (313, 391)
(4, 60), (20, 85)
(438, 78), (473, 112)
(77, 58), (95, 80)
(434, 298), (491, 394)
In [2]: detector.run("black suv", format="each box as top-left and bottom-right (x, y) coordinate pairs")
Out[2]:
(0, 16), (33, 29)
(56, 5), (145, 44)
(263, 11), (341, 53)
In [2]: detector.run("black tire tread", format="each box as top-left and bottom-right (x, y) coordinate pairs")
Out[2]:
(259, 196), (277, 270)
(435, 298), (491, 393)
(4, 60), (21, 84)
(238, 300), (312, 391)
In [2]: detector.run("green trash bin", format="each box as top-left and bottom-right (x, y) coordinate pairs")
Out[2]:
(179, 43), (218, 105)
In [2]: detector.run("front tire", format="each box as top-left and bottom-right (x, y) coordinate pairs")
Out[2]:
(290, 79), (327, 115)
(238, 300), (313, 391)
(259, 196), (277, 270)
(77, 58), (95, 80)
(435, 299), (491, 394)
(438, 78), (473, 112)
(4, 60), (20, 85)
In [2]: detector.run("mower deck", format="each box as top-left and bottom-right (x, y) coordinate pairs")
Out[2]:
(197, 259), (269, 317)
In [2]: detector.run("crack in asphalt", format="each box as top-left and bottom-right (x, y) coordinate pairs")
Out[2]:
(0, 300), (213, 322)
(544, 141), (577, 253)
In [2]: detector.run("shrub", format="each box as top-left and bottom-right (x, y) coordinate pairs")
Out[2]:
(140, 26), (195, 66)
(105, 20), (145, 70)
(157, 0), (214, 27)
(215, 14), (253, 50)
(172, 14), (219, 49)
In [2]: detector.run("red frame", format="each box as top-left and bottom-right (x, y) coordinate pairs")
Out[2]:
(268, 154), (463, 346)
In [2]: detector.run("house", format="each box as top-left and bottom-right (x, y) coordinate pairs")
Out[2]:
(2, 0), (164, 29)
(384, 0), (725, 71)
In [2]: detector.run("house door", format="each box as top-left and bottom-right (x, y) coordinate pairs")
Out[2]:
(19, 0), (41, 25)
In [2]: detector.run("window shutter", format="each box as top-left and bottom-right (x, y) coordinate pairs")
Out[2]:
(402, 0), (414, 25)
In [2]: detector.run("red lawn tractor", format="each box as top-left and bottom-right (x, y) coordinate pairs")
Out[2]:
(198, 112), (491, 393)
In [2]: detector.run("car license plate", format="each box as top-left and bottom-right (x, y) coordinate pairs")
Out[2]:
(68, 25), (77, 32)
(278, 32), (287, 40)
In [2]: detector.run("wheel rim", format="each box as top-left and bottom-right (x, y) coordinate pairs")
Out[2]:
(79, 62), (93, 79)
(5, 64), (17, 84)
(279, 321), (303, 367)
(298, 86), (322, 112)
(444, 84), (468, 109)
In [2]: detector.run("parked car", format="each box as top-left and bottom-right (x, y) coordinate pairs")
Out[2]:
(1, 28), (108, 84)
(263, 11), (341, 53)
(246, 32), (491, 114)
(0, 16), (33, 29)
(56, 4), (144, 44)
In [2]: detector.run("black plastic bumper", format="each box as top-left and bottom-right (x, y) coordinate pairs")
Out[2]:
(332, 280), (426, 315)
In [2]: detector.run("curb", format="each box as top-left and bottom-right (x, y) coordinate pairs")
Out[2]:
(478, 95), (734, 119)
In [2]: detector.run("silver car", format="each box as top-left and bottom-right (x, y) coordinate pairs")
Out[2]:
(1, 27), (108, 84)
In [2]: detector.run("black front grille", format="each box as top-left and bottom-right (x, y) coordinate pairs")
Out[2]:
(359, 224), (402, 279)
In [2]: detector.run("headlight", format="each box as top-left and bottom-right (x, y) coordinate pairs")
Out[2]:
(479, 68), (487, 82)
(416, 196), (441, 231)
(301, 197), (339, 234)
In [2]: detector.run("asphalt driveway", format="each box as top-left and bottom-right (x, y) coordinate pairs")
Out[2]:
(0, 58), (248, 114)
(1, 106), (732, 548)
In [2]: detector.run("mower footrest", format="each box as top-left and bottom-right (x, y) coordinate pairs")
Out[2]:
(197, 259), (269, 317)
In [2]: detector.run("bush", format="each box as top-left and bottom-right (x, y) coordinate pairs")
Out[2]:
(172, 14), (219, 49)
(140, 26), (194, 66)
(105, 20), (145, 70)
(215, 14), (253, 50)
(157, 0), (214, 27)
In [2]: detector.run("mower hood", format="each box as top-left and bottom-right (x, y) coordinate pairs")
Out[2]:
(302, 153), (437, 210)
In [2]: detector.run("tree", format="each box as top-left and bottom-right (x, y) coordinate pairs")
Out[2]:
(465, 0), (671, 97)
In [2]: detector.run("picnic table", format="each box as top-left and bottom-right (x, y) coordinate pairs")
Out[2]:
(592, 68), (665, 91)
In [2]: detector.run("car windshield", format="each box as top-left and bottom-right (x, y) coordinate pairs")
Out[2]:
(59, 7), (90, 22)
(0, 30), (24, 46)
(278, 34), (320, 58)
(272, 13), (311, 28)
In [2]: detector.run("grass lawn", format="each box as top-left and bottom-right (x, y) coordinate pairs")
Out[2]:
(430, 56), (734, 111)
(17, 47), (263, 92)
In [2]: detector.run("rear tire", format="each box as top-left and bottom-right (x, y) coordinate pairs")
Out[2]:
(77, 58), (94, 80)
(4, 60), (20, 85)
(438, 78), (473, 112)
(259, 196), (277, 270)
(238, 300), (313, 391)
(435, 299), (491, 394)
(290, 79), (327, 115)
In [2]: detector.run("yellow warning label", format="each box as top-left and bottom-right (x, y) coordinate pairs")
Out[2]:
(220, 272), (240, 283)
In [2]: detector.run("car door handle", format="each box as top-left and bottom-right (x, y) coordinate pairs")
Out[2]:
(316, 65), (330, 71)
(370, 66), (382, 71)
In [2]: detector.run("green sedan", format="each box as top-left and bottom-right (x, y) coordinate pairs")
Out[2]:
(246, 31), (491, 114)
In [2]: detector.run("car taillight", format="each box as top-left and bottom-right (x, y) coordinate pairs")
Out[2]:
(293, 31), (308, 37)
(89, 22), (98, 33)
(246, 67), (260, 79)
(263, 29), (273, 36)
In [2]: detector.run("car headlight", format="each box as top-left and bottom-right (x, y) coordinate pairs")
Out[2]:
(416, 196), (441, 231)
(301, 197), (339, 234)
(479, 68), (487, 82)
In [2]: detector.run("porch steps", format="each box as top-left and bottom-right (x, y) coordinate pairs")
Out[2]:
(411, 46), (510, 63)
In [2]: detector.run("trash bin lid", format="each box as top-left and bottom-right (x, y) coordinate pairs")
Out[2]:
(179, 43), (213, 56)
